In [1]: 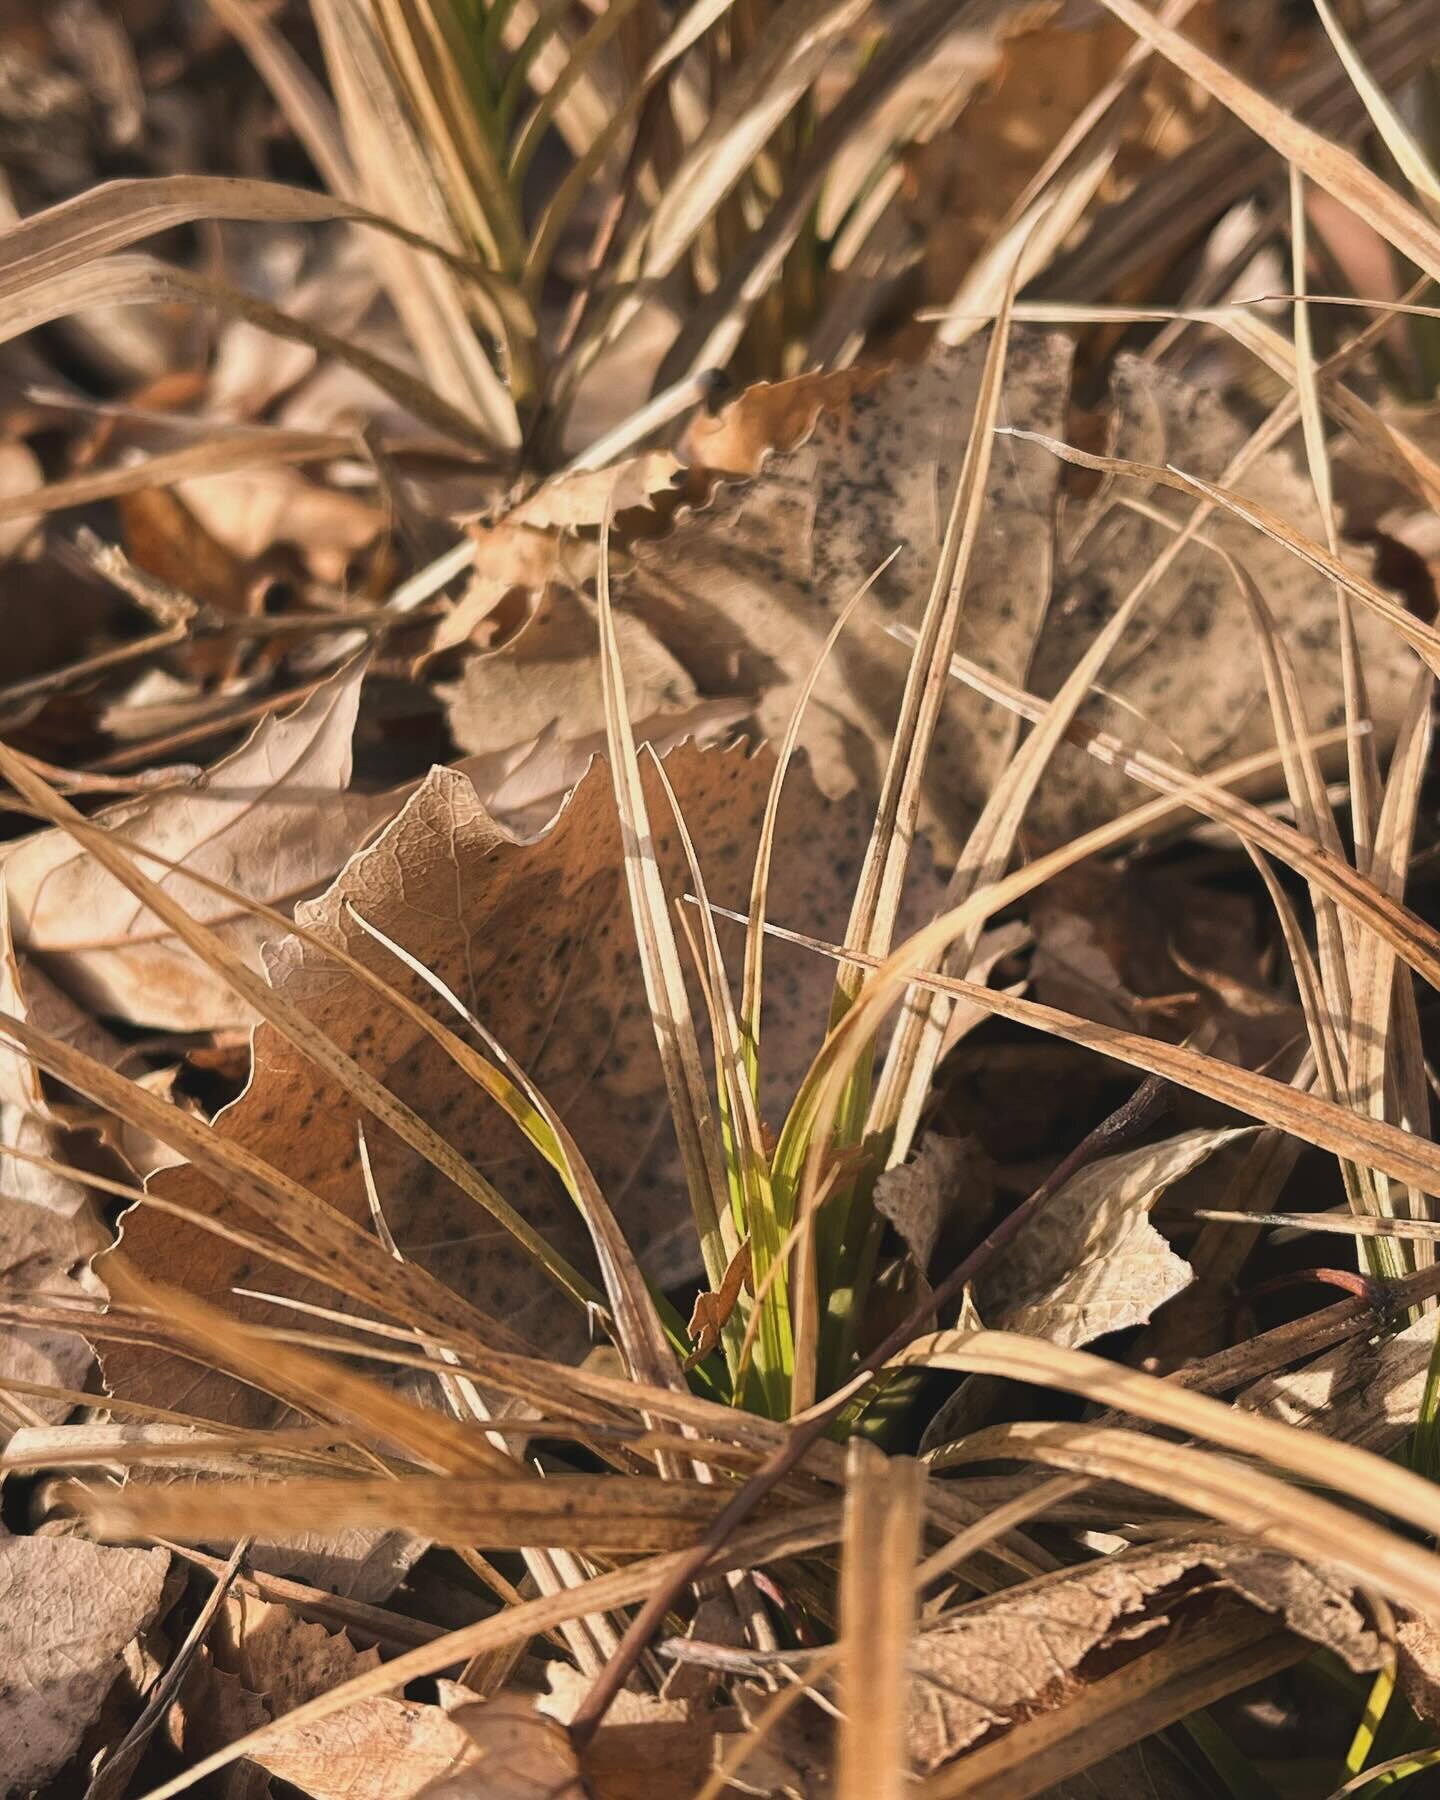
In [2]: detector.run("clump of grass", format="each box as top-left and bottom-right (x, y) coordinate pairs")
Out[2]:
(8, 3), (1440, 1796)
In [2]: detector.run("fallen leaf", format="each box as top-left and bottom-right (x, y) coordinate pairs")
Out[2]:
(102, 742), (942, 1422)
(627, 336), (1071, 851)
(1020, 353), (1417, 841)
(0, 1535), (169, 1796)
(507, 451), (683, 529)
(1239, 1307), (1440, 1456)
(213, 1592), (381, 1719)
(0, 1181), (104, 1429)
(975, 1127), (1248, 1349)
(418, 1696), (583, 1799)
(906, 1536), (1380, 1773)
(627, 342), (1417, 851)
(248, 1693), (485, 1800)
(4, 655), (383, 1031)
(873, 1132), (991, 1279)
(439, 585), (700, 760)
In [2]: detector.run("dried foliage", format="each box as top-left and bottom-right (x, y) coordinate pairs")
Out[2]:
(1, 1), (1439, 1797)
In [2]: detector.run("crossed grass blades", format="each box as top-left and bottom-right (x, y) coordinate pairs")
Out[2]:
(5, 0), (1440, 1796)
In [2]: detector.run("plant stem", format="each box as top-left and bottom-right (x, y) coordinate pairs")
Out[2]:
(569, 1072), (1173, 1749)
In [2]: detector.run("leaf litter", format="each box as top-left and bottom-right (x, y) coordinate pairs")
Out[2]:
(0, 2), (1439, 1796)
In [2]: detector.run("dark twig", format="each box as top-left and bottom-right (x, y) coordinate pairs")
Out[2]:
(569, 1073), (1172, 1748)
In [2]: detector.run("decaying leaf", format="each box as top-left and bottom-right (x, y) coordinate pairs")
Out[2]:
(243, 1693), (486, 1800)
(103, 741), (942, 1419)
(1239, 1307), (1440, 1456)
(0, 1535), (169, 1796)
(906, 1536), (1381, 1773)
(627, 335), (1070, 851)
(627, 341), (1417, 850)
(873, 1132), (991, 1278)
(418, 1696), (584, 1799)
(4, 656), (383, 1031)
(439, 584), (706, 762)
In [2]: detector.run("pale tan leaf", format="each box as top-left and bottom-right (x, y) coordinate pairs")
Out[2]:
(4, 655), (379, 1031)
(0, 1536), (170, 1795)
(978, 1128), (1246, 1349)
(873, 1133), (990, 1278)
(628, 336), (1071, 852)
(418, 1696), (584, 1799)
(249, 1693), (484, 1800)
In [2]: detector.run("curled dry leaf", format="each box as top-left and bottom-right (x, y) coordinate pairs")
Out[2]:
(0, 1535), (169, 1797)
(102, 741), (941, 1420)
(439, 584), (711, 768)
(4, 655), (384, 1032)
(921, 1128), (1242, 1450)
(628, 340), (1417, 850)
(975, 1126), (1249, 1349)
(906, 1536), (1381, 1775)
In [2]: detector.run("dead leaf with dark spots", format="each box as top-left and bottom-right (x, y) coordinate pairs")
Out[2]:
(627, 336), (1071, 854)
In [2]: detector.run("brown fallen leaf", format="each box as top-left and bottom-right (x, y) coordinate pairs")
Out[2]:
(506, 451), (683, 530)
(4, 655), (384, 1031)
(872, 1132), (992, 1280)
(906, 1536), (1380, 1774)
(439, 585), (701, 761)
(244, 1692), (486, 1800)
(102, 741), (941, 1421)
(627, 335), (1071, 852)
(1239, 1307), (1440, 1457)
(0, 1535), (170, 1796)
(628, 341), (1417, 851)
(418, 1696), (584, 1799)
(920, 1128), (1242, 1450)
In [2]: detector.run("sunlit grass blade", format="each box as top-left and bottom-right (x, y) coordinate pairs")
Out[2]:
(596, 524), (737, 1304)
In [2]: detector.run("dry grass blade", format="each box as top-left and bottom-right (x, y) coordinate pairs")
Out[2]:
(105, 1261), (513, 1476)
(0, 173), (527, 330)
(4, 253), (498, 450)
(919, 1609), (1296, 1800)
(747, 902), (1440, 1202)
(343, 904), (683, 1396)
(80, 1470), (775, 1553)
(208, 0), (355, 196)
(922, 642), (1440, 1005)
(898, 1331), (1440, 1551)
(1195, 1209), (1440, 1242)
(597, 525), (735, 1294)
(1287, 165), (1379, 865)
(1312, 0), (1440, 218)
(309, 0), (522, 445)
(837, 1441), (923, 1800)
(0, 426), (356, 524)
(636, 0), (867, 282)
(1094, 0), (1440, 286)
(741, 549), (899, 1087)
(129, 1509), (846, 1800)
